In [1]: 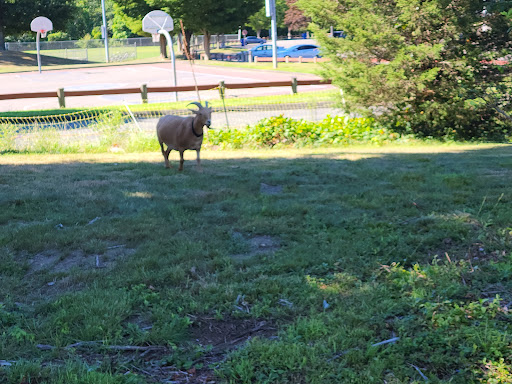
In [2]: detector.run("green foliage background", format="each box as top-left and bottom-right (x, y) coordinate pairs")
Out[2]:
(301, 0), (512, 140)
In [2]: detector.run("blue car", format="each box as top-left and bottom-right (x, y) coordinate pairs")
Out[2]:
(248, 43), (285, 58)
(243, 36), (266, 44)
(277, 44), (321, 58)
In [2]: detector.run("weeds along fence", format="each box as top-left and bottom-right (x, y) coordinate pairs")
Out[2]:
(0, 87), (341, 153)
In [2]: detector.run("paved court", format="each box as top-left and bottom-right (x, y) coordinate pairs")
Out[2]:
(0, 59), (331, 111)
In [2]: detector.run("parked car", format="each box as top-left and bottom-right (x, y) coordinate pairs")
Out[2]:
(248, 43), (285, 58)
(243, 36), (266, 44)
(277, 44), (321, 58)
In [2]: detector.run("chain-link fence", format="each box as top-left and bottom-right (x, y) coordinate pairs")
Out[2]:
(0, 89), (341, 152)
(4, 34), (240, 63)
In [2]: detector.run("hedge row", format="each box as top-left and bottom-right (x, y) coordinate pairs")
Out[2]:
(205, 115), (409, 148)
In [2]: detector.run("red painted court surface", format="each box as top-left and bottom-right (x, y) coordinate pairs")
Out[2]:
(0, 61), (332, 111)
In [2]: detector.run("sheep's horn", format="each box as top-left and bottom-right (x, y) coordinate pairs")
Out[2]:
(187, 101), (202, 110)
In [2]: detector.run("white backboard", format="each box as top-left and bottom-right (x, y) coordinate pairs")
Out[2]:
(31, 16), (53, 33)
(142, 10), (174, 34)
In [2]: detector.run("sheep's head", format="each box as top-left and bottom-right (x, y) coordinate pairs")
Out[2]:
(188, 101), (212, 128)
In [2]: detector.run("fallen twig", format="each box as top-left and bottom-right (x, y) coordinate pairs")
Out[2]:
(37, 341), (167, 352)
(409, 363), (429, 381)
(328, 337), (400, 362)
(371, 337), (400, 347)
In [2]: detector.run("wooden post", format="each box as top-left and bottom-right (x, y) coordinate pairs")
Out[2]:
(285, 56), (289, 63)
(57, 88), (65, 108)
(140, 84), (148, 103)
(218, 80), (226, 99)
(219, 80), (229, 129)
(299, 56), (303, 63)
(291, 77), (298, 94)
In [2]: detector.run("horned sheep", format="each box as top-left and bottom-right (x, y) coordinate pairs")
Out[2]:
(156, 101), (212, 171)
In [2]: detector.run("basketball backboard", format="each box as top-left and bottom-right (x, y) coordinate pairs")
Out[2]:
(142, 10), (174, 34)
(31, 16), (53, 36)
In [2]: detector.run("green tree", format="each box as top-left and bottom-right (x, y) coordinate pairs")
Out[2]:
(113, 0), (259, 58)
(247, 0), (286, 38)
(300, 0), (512, 140)
(247, 7), (269, 38)
(0, 0), (75, 49)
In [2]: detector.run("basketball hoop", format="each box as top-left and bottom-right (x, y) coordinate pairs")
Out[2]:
(30, 16), (53, 73)
(152, 33), (160, 43)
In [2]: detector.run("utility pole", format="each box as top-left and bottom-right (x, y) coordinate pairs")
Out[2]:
(101, 0), (109, 62)
(266, 0), (278, 69)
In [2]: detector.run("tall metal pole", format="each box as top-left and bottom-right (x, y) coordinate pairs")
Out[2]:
(101, 0), (109, 62)
(266, 0), (278, 69)
(159, 29), (178, 101)
(36, 32), (42, 73)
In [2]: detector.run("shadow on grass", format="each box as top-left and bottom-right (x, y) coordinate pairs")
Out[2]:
(0, 145), (511, 383)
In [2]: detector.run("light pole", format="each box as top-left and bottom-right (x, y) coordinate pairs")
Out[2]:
(101, 0), (109, 62)
(266, 0), (278, 68)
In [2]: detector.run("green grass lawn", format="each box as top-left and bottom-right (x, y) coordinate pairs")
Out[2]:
(1, 144), (512, 383)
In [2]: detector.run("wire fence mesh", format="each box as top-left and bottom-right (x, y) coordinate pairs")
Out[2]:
(0, 88), (342, 153)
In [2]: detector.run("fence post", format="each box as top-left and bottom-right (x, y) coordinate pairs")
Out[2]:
(291, 77), (298, 94)
(219, 80), (230, 129)
(218, 80), (225, 99)
(140, 84), (148, 103)
(57, 88), (66, 108)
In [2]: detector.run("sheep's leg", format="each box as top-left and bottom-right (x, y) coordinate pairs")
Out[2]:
(178, 150), (185, 171)
(196, 149), (202, 172)
(160, 142), (172, 168)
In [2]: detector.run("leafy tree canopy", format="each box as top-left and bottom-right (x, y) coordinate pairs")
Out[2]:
(300, 0), (512, 140)
(0, 0), (75, 48)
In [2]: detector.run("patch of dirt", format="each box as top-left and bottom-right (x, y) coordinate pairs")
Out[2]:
(260, 182), (283, 195)
(69, 317), (277, 383)
(28, 245), (136, 275)
(230, 233), (281, 262)
(191, 317), (277, 350)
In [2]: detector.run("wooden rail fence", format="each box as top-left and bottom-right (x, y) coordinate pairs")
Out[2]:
(0, 79), (332, 108)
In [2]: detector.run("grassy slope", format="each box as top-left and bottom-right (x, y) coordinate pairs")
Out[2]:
(1, 144), (511, 383)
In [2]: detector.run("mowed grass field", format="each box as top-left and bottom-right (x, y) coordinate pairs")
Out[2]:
(1, 145), (512, 383)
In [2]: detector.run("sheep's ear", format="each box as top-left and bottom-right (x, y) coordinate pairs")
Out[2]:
(204, 101), (209, 108)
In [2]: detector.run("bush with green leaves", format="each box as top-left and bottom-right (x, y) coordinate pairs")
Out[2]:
(300, 0), (512, 140)
(206, 115), (407, 148)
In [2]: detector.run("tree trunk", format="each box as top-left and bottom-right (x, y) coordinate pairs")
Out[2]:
(202, 30), (211, 60)
(256, 29), (261, 38)
(159, 34), (168, 59)
(177, 32), (183, 53)
(0, 12), (5, 51)
(288, 27), (292, 40)
(185, 30), (193, 58)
